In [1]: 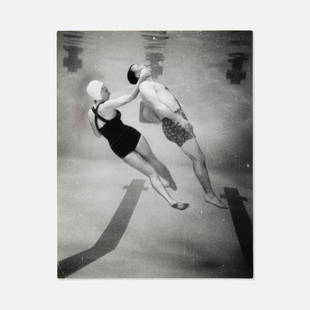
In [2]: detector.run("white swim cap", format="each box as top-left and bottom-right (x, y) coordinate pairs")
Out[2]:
(86, 80), (104, 100)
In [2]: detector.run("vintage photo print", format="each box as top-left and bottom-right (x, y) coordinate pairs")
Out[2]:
(57, 31), (253, 278)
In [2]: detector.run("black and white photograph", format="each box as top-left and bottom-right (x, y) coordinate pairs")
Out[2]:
(2, 0), (310, 309)
(57, 31), (253, 278)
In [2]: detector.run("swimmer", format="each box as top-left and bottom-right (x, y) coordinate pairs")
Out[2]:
(87, 68), (189, 211)
(127, 64), (225, 209)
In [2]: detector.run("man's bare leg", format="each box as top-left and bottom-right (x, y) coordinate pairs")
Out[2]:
(180, 138), (226, 208)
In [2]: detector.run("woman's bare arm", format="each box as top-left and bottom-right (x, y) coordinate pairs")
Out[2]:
(88, 110), (101, 137)
(102, 68), (151, 110)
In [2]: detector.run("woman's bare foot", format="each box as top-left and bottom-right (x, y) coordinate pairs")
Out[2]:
(205, 194), (227, 209)
(171, 202), (190, 211)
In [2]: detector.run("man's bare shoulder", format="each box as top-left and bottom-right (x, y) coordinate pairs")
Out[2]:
(139, 80), (165, 92)
(138, 81), (154, 94)
(139, 80), (153, 88)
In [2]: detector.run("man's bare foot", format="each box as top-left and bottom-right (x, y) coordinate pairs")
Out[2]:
(160, 177), (177, 191)
(171, 202), (190, 211)
(205, 194), (227, 209)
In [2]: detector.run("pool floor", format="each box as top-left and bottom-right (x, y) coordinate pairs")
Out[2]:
(58, 157), (252, 278)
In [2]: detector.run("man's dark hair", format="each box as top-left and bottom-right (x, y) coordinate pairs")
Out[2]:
(127, 64), (139, 84)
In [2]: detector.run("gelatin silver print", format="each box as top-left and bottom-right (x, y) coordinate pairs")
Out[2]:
(57, 31), (253, 278)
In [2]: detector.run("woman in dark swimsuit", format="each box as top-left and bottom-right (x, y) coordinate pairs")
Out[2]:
(86, 69), (189, 210)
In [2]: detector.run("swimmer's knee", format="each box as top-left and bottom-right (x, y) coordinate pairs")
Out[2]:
(146, 167), (157, 179)
(192, 154), (206, 166)
(149, 171), (161, 183)
(200, 153), (206, 165)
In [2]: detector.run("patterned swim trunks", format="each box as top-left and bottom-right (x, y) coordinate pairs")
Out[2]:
(161, 109), (195, 147)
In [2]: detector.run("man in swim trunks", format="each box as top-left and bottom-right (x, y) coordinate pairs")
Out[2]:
(127, 64), (225, 208)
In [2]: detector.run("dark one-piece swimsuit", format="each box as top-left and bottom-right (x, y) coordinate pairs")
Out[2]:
(92, 103), (141, 158)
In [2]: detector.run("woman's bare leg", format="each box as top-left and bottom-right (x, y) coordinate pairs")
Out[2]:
(123, 151), (188, 210)
(135, 135), (177, 190)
